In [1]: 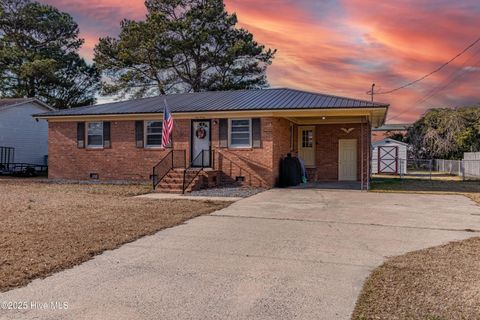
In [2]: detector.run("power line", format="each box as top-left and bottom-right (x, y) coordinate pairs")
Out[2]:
(377, 36), (480, 95)
(388, 60), (480, 121)
(387, 45), (480, 121)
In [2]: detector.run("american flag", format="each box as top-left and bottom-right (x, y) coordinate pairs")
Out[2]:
(161, 98), (174, 148)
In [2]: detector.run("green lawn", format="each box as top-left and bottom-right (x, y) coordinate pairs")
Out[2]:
(371, 175), (480, 205)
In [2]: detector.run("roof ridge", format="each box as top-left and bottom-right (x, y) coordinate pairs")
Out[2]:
(81, 87), (388, 109)
(82, 89), (271, 108)
(283, 87), (389, 107)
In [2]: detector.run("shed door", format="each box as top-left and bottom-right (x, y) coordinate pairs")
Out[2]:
(338, 139), (357, 181)
(297, 126), (315, 167)
(378, 146), (398, 174)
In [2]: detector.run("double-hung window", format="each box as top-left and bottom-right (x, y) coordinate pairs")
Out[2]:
(145, 121), (163, 148)
(86, 122), (104, 148)
(229, 119), (252, 148)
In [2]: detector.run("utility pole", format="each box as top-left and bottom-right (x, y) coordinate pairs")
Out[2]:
(367, 83), (376, 102)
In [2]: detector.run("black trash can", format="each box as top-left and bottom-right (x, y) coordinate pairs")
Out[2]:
(279, 154), (302, 187)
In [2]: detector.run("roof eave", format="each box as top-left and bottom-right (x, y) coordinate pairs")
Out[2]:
(34, 106), (389, 121)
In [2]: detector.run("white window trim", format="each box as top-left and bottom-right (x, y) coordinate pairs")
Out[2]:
(144, 120), (164, 149)
(228, 118), (252, 148)
(86, 121), (104, 149)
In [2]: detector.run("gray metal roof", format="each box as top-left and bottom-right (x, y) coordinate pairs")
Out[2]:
(0, 98), (55, 111)
(36, 88), (389, 117)
(0, 98), (34, 109)
(373, 138), (409, 147)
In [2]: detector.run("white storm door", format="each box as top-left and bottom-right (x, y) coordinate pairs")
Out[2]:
(338, 139), (357, 181)
(297, 126), (316, 167)
(191, 120), (211, 167)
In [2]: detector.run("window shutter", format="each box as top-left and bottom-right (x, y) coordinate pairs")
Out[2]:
(135, 121), (144, 148)
(77, 122), (85, 148)
(219, 119), (228, 148)
(252, 118), (262, 148)
(103, 122), (111, 148)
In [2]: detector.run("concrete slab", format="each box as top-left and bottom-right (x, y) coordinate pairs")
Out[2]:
(136, 193), (242, 202)
(1, 189), (480, 320)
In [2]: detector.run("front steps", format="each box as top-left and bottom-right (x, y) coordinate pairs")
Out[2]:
(155, 169), (221, 194)
(155, 169), (201, 193)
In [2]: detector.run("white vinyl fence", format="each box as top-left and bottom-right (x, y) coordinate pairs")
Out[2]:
(464, 152), (480, 179)
(435, 152), (480, 180)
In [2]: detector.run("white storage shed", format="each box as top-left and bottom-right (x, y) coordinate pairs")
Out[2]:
(372, 138), (408, 175)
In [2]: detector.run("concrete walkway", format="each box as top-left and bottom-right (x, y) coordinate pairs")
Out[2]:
(136, 193), (242, 202)
(1, 189), (480, 320)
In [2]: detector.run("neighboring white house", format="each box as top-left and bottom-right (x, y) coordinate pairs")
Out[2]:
(0, 98), (54, 165)
(372, 138), (409, 175)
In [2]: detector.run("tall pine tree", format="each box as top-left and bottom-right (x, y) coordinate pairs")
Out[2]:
(94, 0), (276, 98)
(0, 0), (99, 109)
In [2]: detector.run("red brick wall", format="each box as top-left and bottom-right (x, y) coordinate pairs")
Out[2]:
(212, 118), (275, 188)
(48, 118), (371, 188)
(48, 120), (190, 181)
(271, 118), (294, 186)
(315, 123), (370, 184)
(48, 118), (279, 187)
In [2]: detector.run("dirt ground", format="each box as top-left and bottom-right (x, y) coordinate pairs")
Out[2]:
(352, 237), (480, 320)
(0, 179), (228, 292)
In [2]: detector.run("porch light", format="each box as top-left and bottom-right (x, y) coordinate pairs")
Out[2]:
(321, 117), (326, 120)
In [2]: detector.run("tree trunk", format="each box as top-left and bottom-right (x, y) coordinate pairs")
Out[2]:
(27, 77), (35, 97)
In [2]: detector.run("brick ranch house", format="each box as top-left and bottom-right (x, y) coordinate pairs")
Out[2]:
(35, 88), (388, 192)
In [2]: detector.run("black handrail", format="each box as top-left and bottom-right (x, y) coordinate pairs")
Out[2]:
(152, 150), (186, 189)
(182, 149), (213, 194)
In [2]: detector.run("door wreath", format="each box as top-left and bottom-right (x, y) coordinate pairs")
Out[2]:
(195, 126), (207, 139)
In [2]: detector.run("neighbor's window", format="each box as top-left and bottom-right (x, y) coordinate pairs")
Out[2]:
(86, 122), (103, 148)
(229, 119), (252, 148)
(145, 121), (163, 147)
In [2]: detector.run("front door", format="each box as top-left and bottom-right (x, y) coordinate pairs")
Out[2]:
(191, 120), (211, 167)
(338, 139), (357, 181)
(297, 126), (316, 167)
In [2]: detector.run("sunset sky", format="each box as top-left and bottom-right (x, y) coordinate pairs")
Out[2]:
(39, 0), (480, 123)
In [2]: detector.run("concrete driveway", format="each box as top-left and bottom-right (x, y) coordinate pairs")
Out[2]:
(1, 189), (480, 320)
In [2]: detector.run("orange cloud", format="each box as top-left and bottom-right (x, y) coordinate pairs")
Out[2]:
(38, 0), (480, 122)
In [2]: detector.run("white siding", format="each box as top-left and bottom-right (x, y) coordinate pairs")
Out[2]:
(371, 139), (408, 174)
(0, 103), (49, 164)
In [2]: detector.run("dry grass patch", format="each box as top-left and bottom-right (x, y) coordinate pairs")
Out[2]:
(354, 177), (480, 319)
(352, 237), (480, 320)
(0, 180), (229, 292)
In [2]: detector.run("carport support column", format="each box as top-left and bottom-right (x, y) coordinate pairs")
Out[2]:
(361, 120), (364, 191)
(367, 117), (371, 190)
